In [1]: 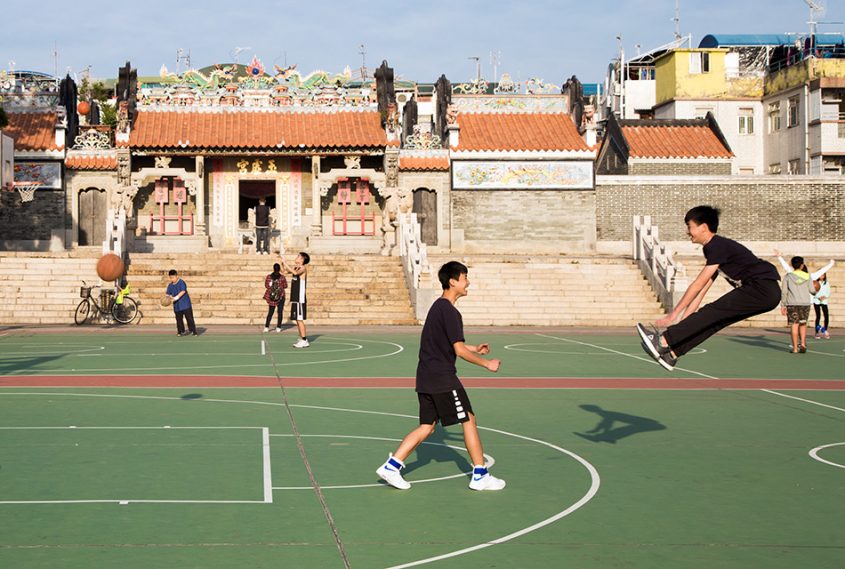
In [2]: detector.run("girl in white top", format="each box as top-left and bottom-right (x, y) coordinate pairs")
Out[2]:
(813, 273), (831, 339)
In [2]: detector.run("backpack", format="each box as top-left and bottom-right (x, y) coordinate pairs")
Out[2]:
(268, 277), (282, 301)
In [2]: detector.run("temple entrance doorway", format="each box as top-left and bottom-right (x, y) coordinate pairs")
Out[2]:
(78, 188), (107, 246)
(239, 180), (276, 228)
(412, 188), (437, 245)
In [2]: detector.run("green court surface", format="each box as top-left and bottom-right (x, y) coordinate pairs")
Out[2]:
(1, 328), (843, 568)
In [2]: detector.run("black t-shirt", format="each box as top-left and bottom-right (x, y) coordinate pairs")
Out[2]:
(703, 234), (779, 287)
(416, 297), (465, 393)
(255, 205), (271, 227)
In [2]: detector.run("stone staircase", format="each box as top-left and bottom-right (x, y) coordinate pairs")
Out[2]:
(126, 253), (417, 326)
(0, 252), (417, 327)
(425, 255), (666, 326)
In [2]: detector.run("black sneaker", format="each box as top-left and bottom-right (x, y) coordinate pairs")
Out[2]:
(799, 345), (807, 354)
(636, 323), (676, 371)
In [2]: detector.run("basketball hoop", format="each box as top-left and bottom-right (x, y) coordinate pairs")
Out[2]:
(13, 181), (40, 203)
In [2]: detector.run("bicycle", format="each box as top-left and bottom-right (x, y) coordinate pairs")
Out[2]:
(74, 281), (139, 325)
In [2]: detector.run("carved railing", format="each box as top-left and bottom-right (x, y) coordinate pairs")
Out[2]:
(633, 215), (688, 311)
(398, 212), (438, 321)
(103, 208), (128, 261)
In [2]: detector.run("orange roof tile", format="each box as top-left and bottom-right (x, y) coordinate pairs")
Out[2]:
(621, 124), (732, 158)
(129, 110), (387, 150)
(453, 112), (589, 152)
(398, 156), (450, 171)
(4, 111), (62, 151)
(65, 154), (118, 170)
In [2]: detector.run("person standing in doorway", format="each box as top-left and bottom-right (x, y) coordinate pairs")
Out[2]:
(166, 269), (197, 336)
(282, 252), (310, 348)
(255, 197), (271, 255)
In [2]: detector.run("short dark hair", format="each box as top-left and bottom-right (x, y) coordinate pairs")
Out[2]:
(299, 252), (310, 265)
(438, 261), (468, 290)
(168, 269), (178, 276)
(790, 256), (805, 270)
(273, 263), (281, 273)
(684, 205), (720, 233)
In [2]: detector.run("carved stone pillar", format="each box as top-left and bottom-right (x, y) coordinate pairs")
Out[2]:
(195, 155), (206, 236)
(310, 156), (322, 236)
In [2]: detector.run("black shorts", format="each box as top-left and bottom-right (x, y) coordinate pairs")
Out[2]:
(290, 302), (307, 321)
(418, 388), (474, 426)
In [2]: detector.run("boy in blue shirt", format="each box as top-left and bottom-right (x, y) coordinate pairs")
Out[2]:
(166, 269), (197, 336)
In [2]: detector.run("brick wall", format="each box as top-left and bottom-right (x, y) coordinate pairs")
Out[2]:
(0, 189), (65, 240)
(629, 162), (732, 176)
(452, 190), (595, 249)
(596, 176), (845, 240)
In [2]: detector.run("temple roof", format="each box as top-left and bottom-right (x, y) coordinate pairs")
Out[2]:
(620, 120), (733, 159)
(65, 153), (118, 170)
(129, 109), (387, 151)
(452, 112), (590, 153)
(3, 111), (62, 152)
(398, 155), (450, 171)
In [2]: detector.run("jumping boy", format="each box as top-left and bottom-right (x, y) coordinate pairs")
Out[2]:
(637, 205), (781, 371)
(376, 261), (505, 491)
(281, 252), (310, 348)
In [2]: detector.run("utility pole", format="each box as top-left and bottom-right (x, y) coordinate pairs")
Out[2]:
(490, 51), (501, 84)
(359, 44), (367, 79)
(673, 0), (681, 41)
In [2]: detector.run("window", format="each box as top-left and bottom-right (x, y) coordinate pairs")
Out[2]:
(768, 163), (782, 175)
(788, 96), (799, 128)
(768, 102), (781, 133)
(738, 109), (754, 135)
(689, 52), (710, 74)
(787, 159), (800, 175)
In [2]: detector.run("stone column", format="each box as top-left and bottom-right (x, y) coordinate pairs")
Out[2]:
(310, 155), (322, 236)
(195, 155), (206, 236)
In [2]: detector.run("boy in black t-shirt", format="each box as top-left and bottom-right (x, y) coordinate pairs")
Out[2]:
(376, 261), (506, 491)
(637, 206), (780, 371)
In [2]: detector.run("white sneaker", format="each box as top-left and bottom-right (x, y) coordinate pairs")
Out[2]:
(293, 338), (310, 348)
(469, 470), (506, 491)
(376, 456), (411, 490)
(263, 327), (270, 333)
(275, 327), (282, 333)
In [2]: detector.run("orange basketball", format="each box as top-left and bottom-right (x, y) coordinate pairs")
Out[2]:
(96, 253), (125, 281)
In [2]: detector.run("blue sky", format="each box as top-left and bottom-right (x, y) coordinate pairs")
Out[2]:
(2, 0), (842, 85)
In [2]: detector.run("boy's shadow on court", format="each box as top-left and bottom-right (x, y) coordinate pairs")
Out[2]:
(574, 404), (667, 444)
(403, 427), (472, 476)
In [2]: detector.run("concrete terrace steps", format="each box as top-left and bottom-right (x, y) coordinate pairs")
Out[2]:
(426, 255), (666, 326)
(0, 252), (417, 326)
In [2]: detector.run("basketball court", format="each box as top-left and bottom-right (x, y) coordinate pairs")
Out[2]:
(0, 326), (843, 568)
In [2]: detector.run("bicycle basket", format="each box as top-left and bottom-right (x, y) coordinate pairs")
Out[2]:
(80, 286), (92, 298)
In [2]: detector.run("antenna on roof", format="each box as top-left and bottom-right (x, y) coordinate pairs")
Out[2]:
(490, 50), (501, 84)
(53, 41), (59, 78)
(804, 0), (826, 37)
(232, 47), (251, 65)
(672, 0), (682, 41)
(359, 44), (368, 80)
(176, 48), (191, 73)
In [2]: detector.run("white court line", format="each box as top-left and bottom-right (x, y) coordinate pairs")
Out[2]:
(809, 442), (845, 469)
(0, 424), (270, 505)
(0, 392), (600, 569)
(269, 435), (493, 489)
(262, 427), (273, 503)
(536, 333), (719, 380)
(762, 389), (845, 413)
(0, 338), (403, 374)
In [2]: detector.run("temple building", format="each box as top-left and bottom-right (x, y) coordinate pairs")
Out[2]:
(1, 58), (598, 254)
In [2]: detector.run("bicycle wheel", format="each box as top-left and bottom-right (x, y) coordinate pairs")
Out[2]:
(112, 296), (138, 324)
(74, 300), (91, 325)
